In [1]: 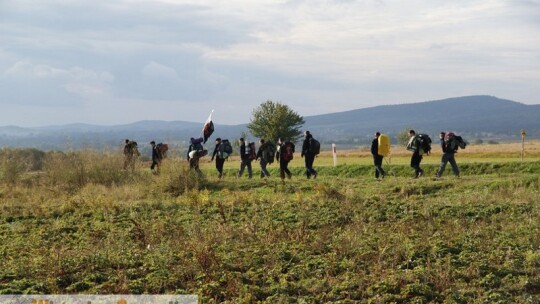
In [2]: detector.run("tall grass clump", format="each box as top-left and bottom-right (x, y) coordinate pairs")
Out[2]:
(43, 150), (136, 192)
(0, 148), (45, 184)
(152, 158), (206, 196)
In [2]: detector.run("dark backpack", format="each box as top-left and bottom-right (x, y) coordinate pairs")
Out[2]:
(191, 137), (204, 151)
(309, 138), (321, 155)
(416, 134), (432, 154)
(445, 133), (466, 151)
(282, 142), (295, 161)
(125, 141), (137, 154)
(156, 143), (168, 158)
(248, 142), (257, 160)
(220, 139), (233, 156)
(262, 143), (276, 164)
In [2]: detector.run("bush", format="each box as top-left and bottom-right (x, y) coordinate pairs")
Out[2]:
(0, 149), (29, 184)
(43, 150), (135, 191)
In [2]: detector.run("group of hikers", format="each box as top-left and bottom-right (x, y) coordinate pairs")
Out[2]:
(123, 139), (168, 175)
(206, 131), (319, 180)
(123, 129), (466, 180)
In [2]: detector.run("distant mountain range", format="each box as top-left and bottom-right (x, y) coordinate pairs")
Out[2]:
(1, 95), (538, 151)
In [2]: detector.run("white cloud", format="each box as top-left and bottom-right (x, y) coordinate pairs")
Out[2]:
(0, 0), (538, 126)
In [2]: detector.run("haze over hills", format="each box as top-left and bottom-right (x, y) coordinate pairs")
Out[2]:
(0, 95), (538, 151)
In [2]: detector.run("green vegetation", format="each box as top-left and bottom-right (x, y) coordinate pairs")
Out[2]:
(247, 100), (305, 142)
(0, 148), (539, 302)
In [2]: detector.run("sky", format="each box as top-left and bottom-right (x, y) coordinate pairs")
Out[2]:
(1, 0), (539, 127)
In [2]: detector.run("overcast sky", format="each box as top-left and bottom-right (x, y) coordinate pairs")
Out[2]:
(1, 0), (538, 127)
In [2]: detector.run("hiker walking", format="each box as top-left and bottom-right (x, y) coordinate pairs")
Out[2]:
(407, 130), (424, 178)
(123, 139), (140, 171)
(237, 138), (253, 178)
(371, 132), (386, 179)
(256, 139), (274, 178)
(436, 132), (460, 178)
(211, 137), (226, 178)
(276, 137), (294, 180)
(187, 137), (205, 175)
(301, 131), (318, 179)
(150, 141), (162, 175)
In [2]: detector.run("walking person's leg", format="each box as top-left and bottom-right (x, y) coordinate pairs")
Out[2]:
(238, 160), (246, 177)
(449, 154), (460, 177)
(375, 155), (384, 178)
(279, 160), (286, 180)
(436, 154), (449, 177)
(260, 160), (270, 177)
(284, 161), (292, 179)
(307, 154), (317, 178)
(304, 155), (311, 178)
(247, 160), (253, 178)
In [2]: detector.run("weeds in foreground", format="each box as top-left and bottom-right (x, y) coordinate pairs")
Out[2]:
(0, 149), (539, 302)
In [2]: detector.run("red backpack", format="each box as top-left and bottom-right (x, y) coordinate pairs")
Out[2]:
(282, 142), (295, 161)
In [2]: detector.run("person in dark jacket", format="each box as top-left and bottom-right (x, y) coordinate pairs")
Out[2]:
(408, 130), (424, 178)
(276, 137), (293, 180)
(150, 141), (162, 175)
(256, 139), (271, 178)
(370, 132), (385, 179)
(211, 137), (225, 179)
(237, 138), (252, 178)
(301, 131), (318, 179)
(436, 132), (460, 178)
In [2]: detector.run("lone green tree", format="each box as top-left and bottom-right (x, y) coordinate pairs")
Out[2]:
(247, 100), (305, 143)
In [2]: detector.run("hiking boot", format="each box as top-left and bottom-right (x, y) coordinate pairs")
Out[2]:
(313, 172), (318, 179)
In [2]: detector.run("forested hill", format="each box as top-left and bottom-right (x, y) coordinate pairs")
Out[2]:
(303, 95), (539, 142)
(0, 95), (538, 150)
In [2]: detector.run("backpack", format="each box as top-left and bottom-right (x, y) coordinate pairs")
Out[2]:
(445, 132), (466, 151)
(218, 139), (233, 158)
(248, 142), (257, 160)
(125, 141), (138, 155)
(415, 134), (432, 155)
(262, 143), (276, 164)
(156, 143), (168, 158)
(282, 141), (295, 161)
(191, 137), (204, 151)
(309, 138), (321, 155)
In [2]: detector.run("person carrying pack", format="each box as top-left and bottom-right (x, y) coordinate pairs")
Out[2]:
(187, 137), (205, 175)
(156, 143), (168, 158)
(219, 139), (233, 158)
(276, 137), (294, 180)
(123, 139), (140, 171)
(211, 138), (226, 179)
(237, 138), (253, 179)
(436, 132), (461, 178)
(370, 132), (386, 180)
(407, 130), (425, 178)
(301, 131), (318, 179)
(256, 139), (273, 178)
(150, 141), (162, 175)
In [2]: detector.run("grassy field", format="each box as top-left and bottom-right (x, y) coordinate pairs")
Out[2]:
(0, 141), (539, 303)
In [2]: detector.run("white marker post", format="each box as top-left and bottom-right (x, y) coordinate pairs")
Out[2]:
(332, 143), (337, 167)
(521, 129), (526, 161)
